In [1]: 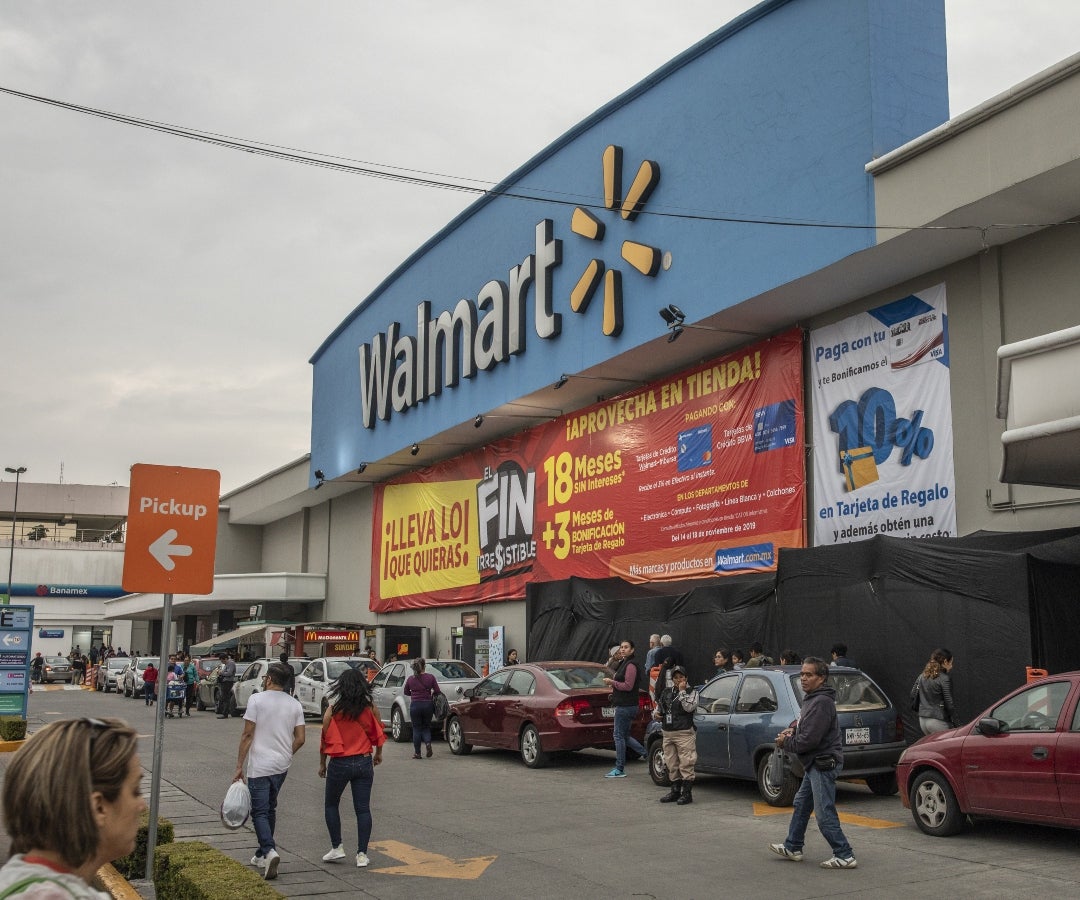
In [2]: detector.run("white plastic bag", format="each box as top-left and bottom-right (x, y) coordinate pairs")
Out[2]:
(220, 780), (251, 830)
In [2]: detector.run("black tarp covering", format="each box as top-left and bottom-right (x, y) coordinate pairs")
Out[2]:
(524, 528), (1080, 743)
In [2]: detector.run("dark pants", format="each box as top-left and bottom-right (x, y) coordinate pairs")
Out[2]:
(410, 699), (434, 754)
(324, 754), (375, 853)
(185, 682), (196, 713)
(249, 771), (288, 858)
(217, 680), (234, 716)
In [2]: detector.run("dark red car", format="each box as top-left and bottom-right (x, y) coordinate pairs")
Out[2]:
(445, 661), (652, 768)
(898, 671), (1080, 836)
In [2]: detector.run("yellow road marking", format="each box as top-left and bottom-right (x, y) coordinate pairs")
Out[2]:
(368, 839), (496, 880)
(752, 801), (901, 829)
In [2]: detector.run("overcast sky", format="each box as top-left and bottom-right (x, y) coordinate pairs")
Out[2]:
(2, 1), (1078, 494)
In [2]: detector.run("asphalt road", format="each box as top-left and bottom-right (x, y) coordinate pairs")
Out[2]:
(4, 685), (1079, 899)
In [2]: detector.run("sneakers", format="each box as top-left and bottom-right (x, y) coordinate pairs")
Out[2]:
(769, 843), (804, 861)
(604, 768), (627, 778)
(425, 743), (433, 758)
(411, 753), (422, 759)
(820, 856), (857, 869)
(356, 851), (370, 868)
(322, 845), (346, 862)
(250, 855), (262, 867)
(263, 849), (280, 880)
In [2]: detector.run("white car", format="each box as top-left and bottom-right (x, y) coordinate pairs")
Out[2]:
(294, 657), (380, 716)
(371, 659), (482, 742)
(230, 657), (308, 714)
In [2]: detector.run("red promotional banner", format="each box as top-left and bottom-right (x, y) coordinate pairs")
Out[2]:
(371, 329), (805, 611)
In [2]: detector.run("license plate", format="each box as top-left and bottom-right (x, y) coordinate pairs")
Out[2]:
(845, 727), (870, 745)
(601, 706), (615, 718)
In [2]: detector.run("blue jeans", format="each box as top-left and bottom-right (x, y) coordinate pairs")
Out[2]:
(324, 755), (374, 853)
(249, 771), (288, 858)
(410, 700), (434, 754)
(613, 705), (645, 770)
(784, 762), (853, 858)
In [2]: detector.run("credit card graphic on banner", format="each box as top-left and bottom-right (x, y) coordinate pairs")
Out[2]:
(809, 285), (957, 545)
(371, 329), (805, 611)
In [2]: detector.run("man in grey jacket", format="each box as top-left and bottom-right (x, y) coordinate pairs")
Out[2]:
(769, 657), (857, 869)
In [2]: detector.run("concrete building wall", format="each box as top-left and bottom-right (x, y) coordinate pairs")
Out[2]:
(261, 511), (304, 572)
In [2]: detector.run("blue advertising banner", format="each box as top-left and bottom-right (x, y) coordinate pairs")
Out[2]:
(810, 284), (957, 545)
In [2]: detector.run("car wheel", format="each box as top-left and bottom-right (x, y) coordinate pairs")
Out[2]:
(519, 724), (549, 769)
(391, 707), (412, 743)
(865, 772), (899, 796)
(446, 716), (472, 755)
(910, 770), (964, 836)
(756, 753), (799, 807)
(196, 693), (206, 711)
(648, 738), (671, 787)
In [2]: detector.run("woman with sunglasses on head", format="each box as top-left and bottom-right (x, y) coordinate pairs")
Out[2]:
(319, 666), (386, 869)
(0, 717), (145, 898)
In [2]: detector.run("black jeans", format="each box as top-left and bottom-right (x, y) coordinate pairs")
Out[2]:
(217, 680), (235, 715)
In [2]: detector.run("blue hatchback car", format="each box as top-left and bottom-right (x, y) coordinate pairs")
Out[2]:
(646, 666), (905, 805)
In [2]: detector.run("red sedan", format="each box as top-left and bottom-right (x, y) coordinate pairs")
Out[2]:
(898, 671), (1080, 836)
(445, 661), (652, 768)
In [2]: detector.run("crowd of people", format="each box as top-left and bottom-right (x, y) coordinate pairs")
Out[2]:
(599, 633), (962, 872)
(5, 637), (962, 886)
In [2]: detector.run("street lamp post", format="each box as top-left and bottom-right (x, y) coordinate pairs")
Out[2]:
(4, 466), (27, 606)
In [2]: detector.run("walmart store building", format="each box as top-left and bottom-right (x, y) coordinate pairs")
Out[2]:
(109, 0), (1080, 709)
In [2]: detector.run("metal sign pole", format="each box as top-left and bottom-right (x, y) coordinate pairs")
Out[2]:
(144, 592), (172, 882)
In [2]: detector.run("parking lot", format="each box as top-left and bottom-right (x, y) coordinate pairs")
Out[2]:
(3, 685), (1079, 899)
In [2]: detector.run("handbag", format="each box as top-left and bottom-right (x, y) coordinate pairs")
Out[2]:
(766, 745), (786, 789)
(220, 780), (251, 830)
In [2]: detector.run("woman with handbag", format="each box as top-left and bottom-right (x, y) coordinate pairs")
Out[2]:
(910, 648), (956, 734)
(319, 666), (386, 869)
(403, 658), (442, 759)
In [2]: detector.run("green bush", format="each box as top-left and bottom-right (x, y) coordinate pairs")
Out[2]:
(0, 716), (27, 741)
(112, 811), (174, 879)
(154, 842), (284, 899)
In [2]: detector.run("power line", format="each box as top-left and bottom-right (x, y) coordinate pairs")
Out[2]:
(1, 84), (1074, 236)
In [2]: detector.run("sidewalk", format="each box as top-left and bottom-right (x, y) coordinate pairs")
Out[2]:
(0, 709), (361, 900)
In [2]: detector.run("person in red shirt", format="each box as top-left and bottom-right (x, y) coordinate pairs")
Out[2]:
(142, 663), (158, 706)
(318, 666), (386, 868)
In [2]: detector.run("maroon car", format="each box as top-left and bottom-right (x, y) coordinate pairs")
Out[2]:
(445, 661), (653, 768)
(898, 671), (1080, 836)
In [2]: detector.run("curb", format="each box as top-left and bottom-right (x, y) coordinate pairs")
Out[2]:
(98, 864), (145, 900)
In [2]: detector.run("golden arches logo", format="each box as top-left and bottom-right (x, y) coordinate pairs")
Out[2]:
(569, 145), (663, 336)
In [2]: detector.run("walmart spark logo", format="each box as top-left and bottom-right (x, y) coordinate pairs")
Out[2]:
(569, 145), (663, 336)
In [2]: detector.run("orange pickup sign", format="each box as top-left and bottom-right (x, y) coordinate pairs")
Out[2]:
(122, 464), (220, 594)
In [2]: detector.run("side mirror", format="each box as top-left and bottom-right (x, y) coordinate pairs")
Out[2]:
(976, 717), (1004, 736)
(464, 687), (476, 699)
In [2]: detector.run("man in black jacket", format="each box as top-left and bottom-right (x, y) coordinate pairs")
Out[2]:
(653, 665), (698, 805)
(769, 657), (857, 869)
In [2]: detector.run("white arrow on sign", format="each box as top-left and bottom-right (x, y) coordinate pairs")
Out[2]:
(149, 529), (193, 571)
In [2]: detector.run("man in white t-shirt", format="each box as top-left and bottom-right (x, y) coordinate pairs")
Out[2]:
(233, 662), (306, 880)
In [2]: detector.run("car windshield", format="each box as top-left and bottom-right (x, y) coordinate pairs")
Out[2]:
(138, 659), (160, 670)
(107, 659), (128, 670)
(46, 657), (68, 665)
(327, 660), (366, 679)
(789, 671), (888, 711)
(545, 665), (609, 690)
(427, 660), (479, 679)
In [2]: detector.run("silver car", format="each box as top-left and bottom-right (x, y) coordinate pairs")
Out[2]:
(371, 659), (482, 742)
(95, 657), (129, 692)
(295, 657), (380, 717)
(120, 657), (160, 698)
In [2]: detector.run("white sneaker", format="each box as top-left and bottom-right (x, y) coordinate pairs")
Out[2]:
(250, 855), (263, 868)
(322, 845), (346, 862)
(263, 849), (280, 880)
(356, 851), (370, 868)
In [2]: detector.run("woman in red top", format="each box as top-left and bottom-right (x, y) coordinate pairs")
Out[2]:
(319, 666), (386, 868)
